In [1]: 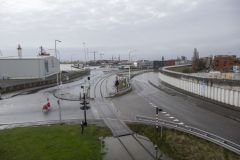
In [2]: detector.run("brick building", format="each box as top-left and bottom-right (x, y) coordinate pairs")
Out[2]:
(214, 55), (237, 72)
(164, 59), (175, 66)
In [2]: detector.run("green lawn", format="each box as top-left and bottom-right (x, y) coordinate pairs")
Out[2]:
(128, 123), (240, 160)
(0, 124), (111, 160)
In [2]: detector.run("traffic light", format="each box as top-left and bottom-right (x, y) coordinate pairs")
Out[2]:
(80, 101), (89, 105)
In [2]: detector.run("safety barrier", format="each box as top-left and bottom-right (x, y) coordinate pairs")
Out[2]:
(136, 115), (240, 155)
(159, 67), (240, 108)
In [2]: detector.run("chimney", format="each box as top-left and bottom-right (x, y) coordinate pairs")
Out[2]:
(17, 44), (22, 58)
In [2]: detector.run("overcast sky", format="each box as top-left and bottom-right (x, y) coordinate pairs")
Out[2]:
(0, 0), (239, 61)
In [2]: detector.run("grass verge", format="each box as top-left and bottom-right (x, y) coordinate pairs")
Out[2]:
(128, 123), (240, 160)
(0, 124), (111, 160)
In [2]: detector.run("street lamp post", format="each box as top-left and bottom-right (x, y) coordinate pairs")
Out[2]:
(55, 40), (62, 85)
(55, 40), (62, 124)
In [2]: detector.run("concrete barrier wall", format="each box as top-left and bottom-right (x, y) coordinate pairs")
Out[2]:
(159, 72), (240, 108)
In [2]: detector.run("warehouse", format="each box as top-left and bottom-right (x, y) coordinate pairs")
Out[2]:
(0, 56), (60, 79)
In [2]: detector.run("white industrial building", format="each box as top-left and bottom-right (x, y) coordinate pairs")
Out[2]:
(0, 56), (60, 79)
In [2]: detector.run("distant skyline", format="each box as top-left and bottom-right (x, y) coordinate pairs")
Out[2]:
(0, 0), (239, 61)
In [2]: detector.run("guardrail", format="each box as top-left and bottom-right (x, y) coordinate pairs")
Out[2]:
(136, 115), (240, 155)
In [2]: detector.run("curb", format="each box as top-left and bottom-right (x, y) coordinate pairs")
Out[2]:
(107, 85), (132, 98)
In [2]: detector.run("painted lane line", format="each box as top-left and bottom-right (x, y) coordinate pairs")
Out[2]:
(162, 112), (167, 114)
(149, 102), (153, 105)
(169, 117), (174, 119)
(178, 122), (184, 125)
(173, 119), (179, 122)
(165, 114), (170, 116)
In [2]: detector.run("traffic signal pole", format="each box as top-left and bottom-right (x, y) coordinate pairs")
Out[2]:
(83, 93), (87, 126)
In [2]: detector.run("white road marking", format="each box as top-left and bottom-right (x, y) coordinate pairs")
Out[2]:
(162, 112), (167, 114)
(173, 119), (179, 122)
(169, 117), (174, 119)
(165, 114), (170, 116)
(149, 102), (153, 105)
(178, 122), (184, 125)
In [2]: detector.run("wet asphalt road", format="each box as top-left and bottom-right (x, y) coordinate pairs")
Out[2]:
(0, 69), (240, 145)
(0, 69), (104, 125)
(112, 72), (240, 144)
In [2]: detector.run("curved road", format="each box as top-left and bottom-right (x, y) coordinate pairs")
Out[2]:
(0, 69), (240, 146)
(111, 72), (240, 144)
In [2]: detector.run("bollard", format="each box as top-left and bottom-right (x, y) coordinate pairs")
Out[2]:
(80, 121), (84, 135)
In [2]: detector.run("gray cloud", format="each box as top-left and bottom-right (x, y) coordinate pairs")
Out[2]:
(0, 0), (239, 60)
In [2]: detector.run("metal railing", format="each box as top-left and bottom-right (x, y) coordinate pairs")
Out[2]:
(136, 115), (240, 155)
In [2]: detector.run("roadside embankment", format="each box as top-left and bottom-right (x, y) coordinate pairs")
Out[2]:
(128, 123), (240, 160)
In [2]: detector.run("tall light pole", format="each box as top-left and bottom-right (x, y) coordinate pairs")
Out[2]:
(55, 40), (62, 124)
(55, 40), (61, 85)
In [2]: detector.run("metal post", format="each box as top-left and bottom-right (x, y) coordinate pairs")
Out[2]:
(156, 107), (159, 143)
(83, 93), (87, 126)
(154, 145), (158, 160)
(88, 77), (90, 98)
(55, 40), (61, 85)
(54, 41), (58, 86)
(57, 99), (62, 123)
(55, 40), (62, 124)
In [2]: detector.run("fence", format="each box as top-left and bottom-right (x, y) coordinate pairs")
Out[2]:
(159, 67), (240, 108)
